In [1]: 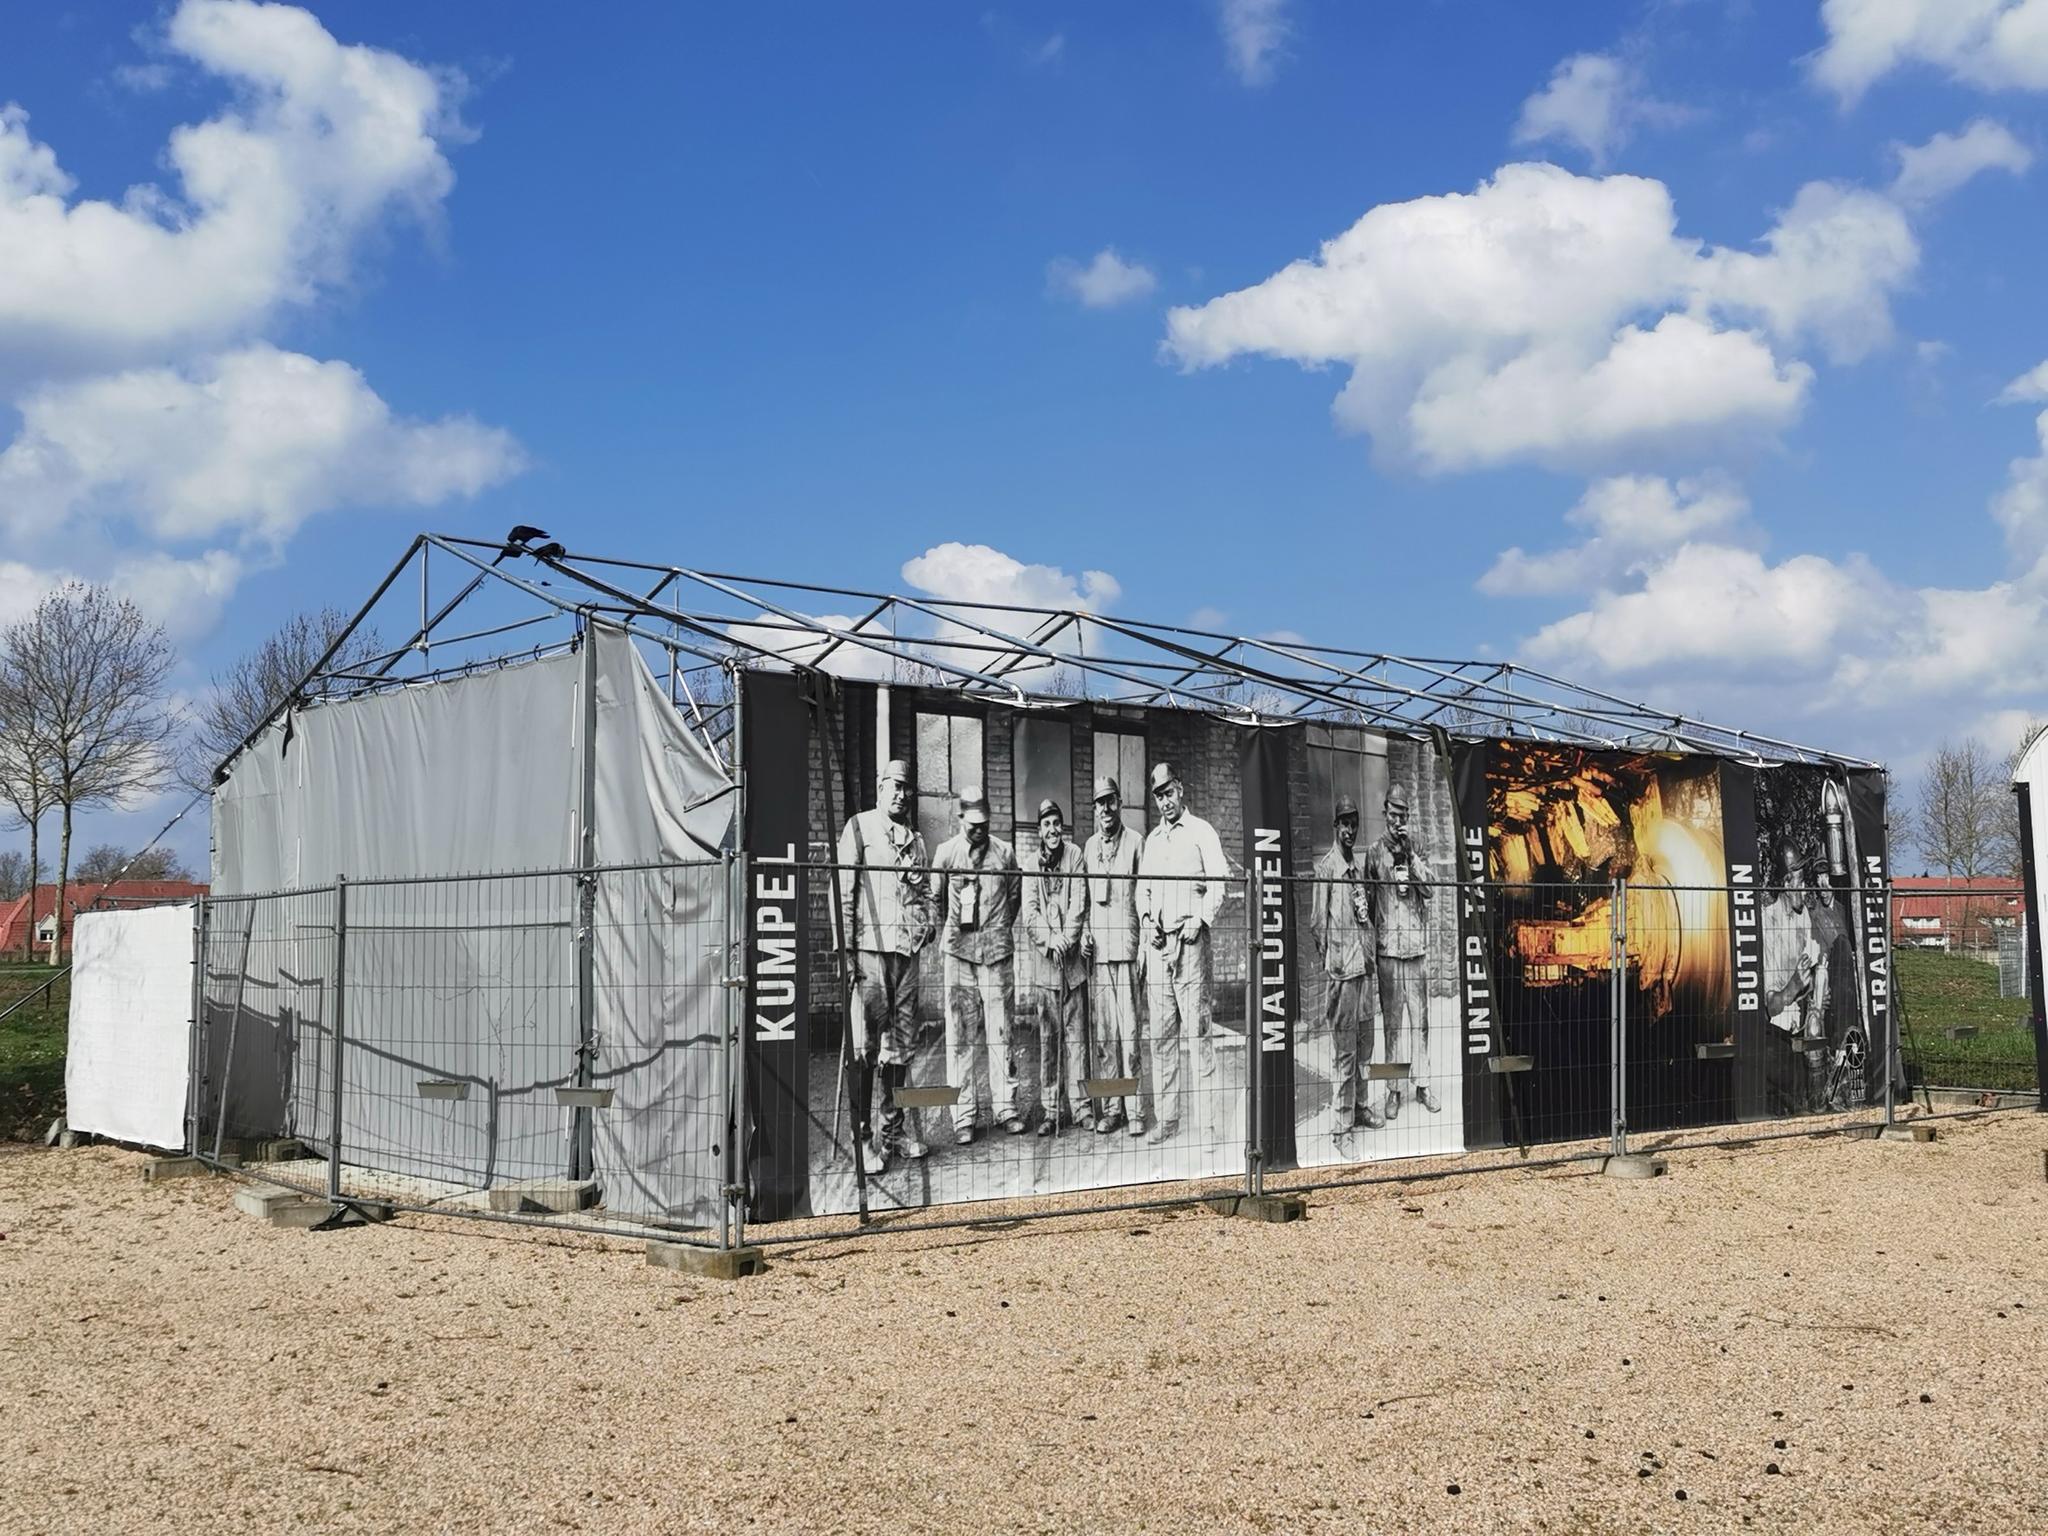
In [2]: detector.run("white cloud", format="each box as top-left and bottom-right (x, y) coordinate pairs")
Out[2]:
(1032, 33), (1066, 66)
(110, 549), (245, 642)
(1889, 118), (2033, 205)
(1519, 541), (1881, 676)
(1481, 475), (1750, 596)
(1512, 53), (1689, 169)
(1813, 0), (2048, 103)
(1048, 248), (1159, 309)
(1992, 405), (2048, 575)
(0, 0), (465, 378)
(1695, 182), (1917, 365)
(0, 344), (523, 552)
(1219, 0), (1290, 87)
(724, 544), (1124, 685)
(1165, 163), (1914, 473)
(1997, 358), (2048, 402)
(903, 541), (1121, 612)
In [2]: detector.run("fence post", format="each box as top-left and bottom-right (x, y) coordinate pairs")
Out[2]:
(571, 623), (600, 1181)
(1245, 865), (1263, 1200)
(186, 896), (209, 1157)
(1610, 875), (1628, 1159)
(329, 877), (348, 1206)
(1882, 878), (1896, 1131)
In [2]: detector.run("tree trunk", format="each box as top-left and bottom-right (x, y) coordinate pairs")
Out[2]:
(50, 801), (71, 966)
(23, 804), (37, 963)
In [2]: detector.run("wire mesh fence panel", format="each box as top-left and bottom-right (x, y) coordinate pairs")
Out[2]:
(796, 861), (1250, 1220)
(193, 886), (336, 1196)
(1286, 872), (1468, 1171)
(339, 871), (579, 1201)
(1893, 885), (2037, 1093)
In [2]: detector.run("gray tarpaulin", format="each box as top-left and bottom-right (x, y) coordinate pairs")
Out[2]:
(208, 625), (735, 1222)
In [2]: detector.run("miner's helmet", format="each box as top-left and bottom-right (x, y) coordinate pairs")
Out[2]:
(1333, 794), (1360, 823)
(959, 789), (990, 825)
(1384, 781), (1412, 814)
(880, 758), (911, 787)
(1037, 797), (1065, 825)
(1092, 775), (1120, 803)
(1148, 761), (1179, 795)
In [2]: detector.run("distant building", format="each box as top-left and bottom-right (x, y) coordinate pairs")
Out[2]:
(0, 881), (208, 958)
(1891, 876), (2022, 952)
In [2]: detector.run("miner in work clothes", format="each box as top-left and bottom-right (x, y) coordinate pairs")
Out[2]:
(834, 757), (935, 1175)
(1024, 797), (1091, 1136)
(1082, 775), (1145, 1137)
(1309, 794), (1384, 1136)
(931, 790), (1025, 1144)
(1364, 781), (1441, 1116)
(1136, 760), (1230, 1142)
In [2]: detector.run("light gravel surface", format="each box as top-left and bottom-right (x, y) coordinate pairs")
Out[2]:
(2, 1114), (2044, 1534)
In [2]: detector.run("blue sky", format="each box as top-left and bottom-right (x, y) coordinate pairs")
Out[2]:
(4, 0), (2048, 872)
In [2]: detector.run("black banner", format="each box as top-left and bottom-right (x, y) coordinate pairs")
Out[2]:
(741, 670), (811, 1222)
(1450, 741), (1506, 1149)
(1720, 762), (1769, 1120)
(1242, 725), (1298, 1173)
(1848, 769), (1895, 1104)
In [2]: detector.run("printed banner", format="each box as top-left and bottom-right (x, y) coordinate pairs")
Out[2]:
(1241, 725), (1297, 1174)
(1719, 762), (1769, 1120)
(1849, 768), (1895, 1105)
(741, 669), (811, 1222)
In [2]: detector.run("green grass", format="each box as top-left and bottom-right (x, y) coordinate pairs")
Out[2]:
(0, 963), (71, 1139)
(1895, 947), (2039, 1093)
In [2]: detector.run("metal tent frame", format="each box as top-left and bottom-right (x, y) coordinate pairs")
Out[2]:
(216, 528), (1880, 785)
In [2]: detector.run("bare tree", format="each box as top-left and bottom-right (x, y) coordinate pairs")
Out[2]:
(1993, 719), (2048, 880)
(1, 584), (176, 960)
(0, 849), (30, 901)
(72, 843), (193, 883)
(180, 607), (382, 791)
(1909, 737), (2004, 879)
(0, 688), (51, 913)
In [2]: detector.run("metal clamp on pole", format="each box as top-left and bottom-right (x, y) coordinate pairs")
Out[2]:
(1610, 875), (1628, 1161)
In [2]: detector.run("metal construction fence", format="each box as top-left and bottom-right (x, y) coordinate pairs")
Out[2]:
(186, 859), (2036, 1252)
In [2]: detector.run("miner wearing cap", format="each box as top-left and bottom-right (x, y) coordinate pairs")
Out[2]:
(835, 757), (935, 1174)
(1309, 794), (1384, 1136)
(1023, 796), (1091, 1136)
(1081, 773), (1144, 1135)
(931, 788), (1026, 1143)
(1363, 780), (1441, 1116)
(1136, 760), (1230, 1141)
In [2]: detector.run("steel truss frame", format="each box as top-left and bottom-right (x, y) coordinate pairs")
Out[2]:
(215, 529), (1879, 785)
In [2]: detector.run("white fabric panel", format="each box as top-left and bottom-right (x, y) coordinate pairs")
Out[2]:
(208, 626), (736, 1220)
(66, 904), (196, 1149)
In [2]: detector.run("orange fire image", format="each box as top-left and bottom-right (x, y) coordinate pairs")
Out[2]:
(1491, 751), (1730, 1018)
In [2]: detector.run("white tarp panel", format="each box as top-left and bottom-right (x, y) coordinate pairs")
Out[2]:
(67, 903), (196, 1150)
(207, 625), (736, 1221)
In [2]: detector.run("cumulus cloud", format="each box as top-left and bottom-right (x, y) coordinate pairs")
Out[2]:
(1164, 163), (1915, 473)
(1520, 542), (1883, 676)
(0, 345), (522, 551)
(1219, 0), (1290, 87)
(903, 542), (1121, 613)
(1813, 0), (2048, 103)
(1489, 394), (2048, 757)
(1889, 118), (2033, 205)
(725, 544), (1125, 685)
(1480, 475), (1750, 596)
(0, 0), (466, 379)
(1048, 248), (1159, 309)
(0, 2), (520, 655)
(1512, 53), (1689, 169)
(1997, 358), (2048, 403)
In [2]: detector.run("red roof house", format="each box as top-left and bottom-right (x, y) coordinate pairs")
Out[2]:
(1891, 876), (2023, 951)
(0, 881), (208, 958)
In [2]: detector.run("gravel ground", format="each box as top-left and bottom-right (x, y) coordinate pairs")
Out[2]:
(2, 1113), (2044, 1535)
